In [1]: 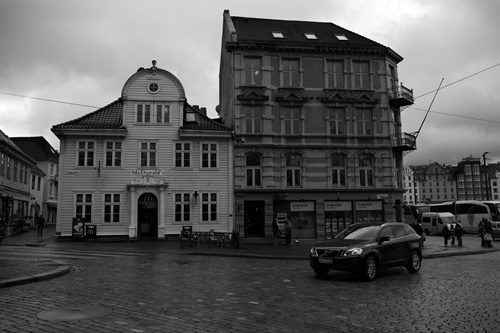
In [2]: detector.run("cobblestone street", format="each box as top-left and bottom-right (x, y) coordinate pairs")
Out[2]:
(1, 250), (499, 332)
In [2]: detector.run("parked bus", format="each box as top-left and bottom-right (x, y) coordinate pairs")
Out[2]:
(402, 204), (429, 224)
(429, 201), (496, 233)
(481, 201), (500, 222)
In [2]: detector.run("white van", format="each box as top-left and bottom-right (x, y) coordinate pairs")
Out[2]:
(421, 212), (456, 235)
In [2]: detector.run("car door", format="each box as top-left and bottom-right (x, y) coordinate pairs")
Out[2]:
(391, 225), (411, 265)
(377, 226), (397, 267)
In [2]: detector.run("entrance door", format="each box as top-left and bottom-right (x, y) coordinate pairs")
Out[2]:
(244, 201), (265, 237)
(138, 193), (158, 237)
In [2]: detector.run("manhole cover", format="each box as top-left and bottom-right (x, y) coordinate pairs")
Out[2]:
(37, 304), (112, 321)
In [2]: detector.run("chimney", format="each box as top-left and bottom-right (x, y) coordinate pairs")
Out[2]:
(200, 107), (206, 115)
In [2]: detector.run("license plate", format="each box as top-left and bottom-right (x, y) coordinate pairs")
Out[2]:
(319, 258), (332, 264)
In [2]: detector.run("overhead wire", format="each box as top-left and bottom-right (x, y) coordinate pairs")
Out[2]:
(0, 91), (99, 109)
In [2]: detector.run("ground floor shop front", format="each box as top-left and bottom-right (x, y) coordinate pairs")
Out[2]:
(235, 190), (403, 240)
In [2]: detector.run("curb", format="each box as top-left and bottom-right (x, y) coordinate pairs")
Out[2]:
(0, 266), (72, 289)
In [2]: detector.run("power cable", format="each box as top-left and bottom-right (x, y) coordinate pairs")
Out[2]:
(407, 107), (500, 124)
(0, 91), (98, 109)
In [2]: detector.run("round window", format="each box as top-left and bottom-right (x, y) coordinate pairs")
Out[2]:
(148, 82), (159, 93)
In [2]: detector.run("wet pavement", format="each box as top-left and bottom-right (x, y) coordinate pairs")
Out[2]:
(1, 225), (497, 288)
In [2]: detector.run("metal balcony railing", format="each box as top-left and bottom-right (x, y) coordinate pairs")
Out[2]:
(391, 132), (417, 151)
(389, 84), (414, 107)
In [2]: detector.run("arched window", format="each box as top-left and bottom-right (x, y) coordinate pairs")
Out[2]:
(246, 154), (262, 187)
(331, 154), (346, 187)
(286, 153), (301, 187)
(359, 155), (374, 187)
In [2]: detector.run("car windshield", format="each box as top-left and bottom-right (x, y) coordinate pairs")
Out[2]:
(335, 226), (380, 240)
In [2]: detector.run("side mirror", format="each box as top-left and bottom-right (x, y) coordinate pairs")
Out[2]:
(379, 236), (391, 243)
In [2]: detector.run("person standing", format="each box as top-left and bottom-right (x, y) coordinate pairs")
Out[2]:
(484, 219), (494, 248)
(455, 221), (464, 246)
(36, 215), (45, 236)
(414, 221), (425, 248)
(284, 218), (292, 245)
(272, 218), (279, 246)
(449, 225), (456, 246)
(478, 219), (486, 247)
(442, 223), (450, 246)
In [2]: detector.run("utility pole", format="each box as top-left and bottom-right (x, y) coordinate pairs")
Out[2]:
(483, 152), (490, 200)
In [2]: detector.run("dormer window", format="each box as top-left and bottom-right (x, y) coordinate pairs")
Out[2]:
(272, 31), (284, 39)
(335, 34), (348, 41)
(304, 33), (317, 40)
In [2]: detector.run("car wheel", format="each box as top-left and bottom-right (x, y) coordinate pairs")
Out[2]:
(406, 251), (422, 273)
(363, 256), (378, 281)
(313, 268), (329, 276)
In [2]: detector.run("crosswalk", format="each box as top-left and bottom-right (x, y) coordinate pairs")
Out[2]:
(0, 246), (147, 263)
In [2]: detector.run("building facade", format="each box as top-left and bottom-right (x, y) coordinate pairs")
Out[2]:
(403, 164), (419, 204)
(0, 130), (37, 237)
(11, 136), (59, 224)
(219, 11), (415, 240)
(52, 62), (233, 239)
(409, 162), (455, 204)
(455, 156), (487, 201)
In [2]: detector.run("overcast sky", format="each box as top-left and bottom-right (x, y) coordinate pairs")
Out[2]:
(1, 0), (499, 166)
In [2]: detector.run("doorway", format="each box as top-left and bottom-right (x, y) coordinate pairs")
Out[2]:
(244, 201), (265, 237)
(138, 193), (158, 237)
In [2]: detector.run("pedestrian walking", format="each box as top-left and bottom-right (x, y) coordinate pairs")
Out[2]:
(442, 223), (450, 246)
(284, 218), (292, 245)
(455, 221), (464, 246)
(484, 219), (494, 248)
(413, 221), (425, 247)
(478, 218), (486, 247)
(36, 215), (45, 236)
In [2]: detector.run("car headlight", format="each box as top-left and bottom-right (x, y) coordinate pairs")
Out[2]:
(343, 248), (363, 256)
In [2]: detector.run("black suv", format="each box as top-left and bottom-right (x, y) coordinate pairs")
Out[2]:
(309, 222), (422, 281)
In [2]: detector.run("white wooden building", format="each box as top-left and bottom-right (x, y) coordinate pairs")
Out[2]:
(52, 61), (233, 239)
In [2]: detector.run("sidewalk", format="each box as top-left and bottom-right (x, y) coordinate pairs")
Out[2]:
(1, 227), (497, 288)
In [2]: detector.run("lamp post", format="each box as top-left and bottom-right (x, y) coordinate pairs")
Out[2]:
(483, 152), (490, 200)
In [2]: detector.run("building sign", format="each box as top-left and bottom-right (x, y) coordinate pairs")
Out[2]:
(64, 171), (80, 176)
(290, 201), (314, 212)
(131, 170), (165, 176)
(325, 201), (352, 211)
(356, 201), (383, 211)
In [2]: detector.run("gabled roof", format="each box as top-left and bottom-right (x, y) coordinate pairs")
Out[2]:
(52, 99), (124, 131)
(0, 129), (37, 165)
(11, 136), (59, 161)
(227, 14), (402, 62)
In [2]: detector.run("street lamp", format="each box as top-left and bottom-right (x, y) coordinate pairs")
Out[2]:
(483, 152), (490, 200)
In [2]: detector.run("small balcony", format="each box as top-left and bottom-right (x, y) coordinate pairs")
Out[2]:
(389, 84), (414, 107)
(391, 133), (417, 151)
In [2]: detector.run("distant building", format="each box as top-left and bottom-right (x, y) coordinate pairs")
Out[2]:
(403, 164), (419, 204)
(455, 156), (487, 201)
(406, 162), (455, 204)
(0, 129), (37, 236)
(11, 136), (59, 224)
(52, 61), (233, 239)
(219, 11), (414, 239)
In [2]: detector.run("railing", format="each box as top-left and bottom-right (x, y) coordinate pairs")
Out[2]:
(388, 84), (414, 106)
(391, 132), (417, 150)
